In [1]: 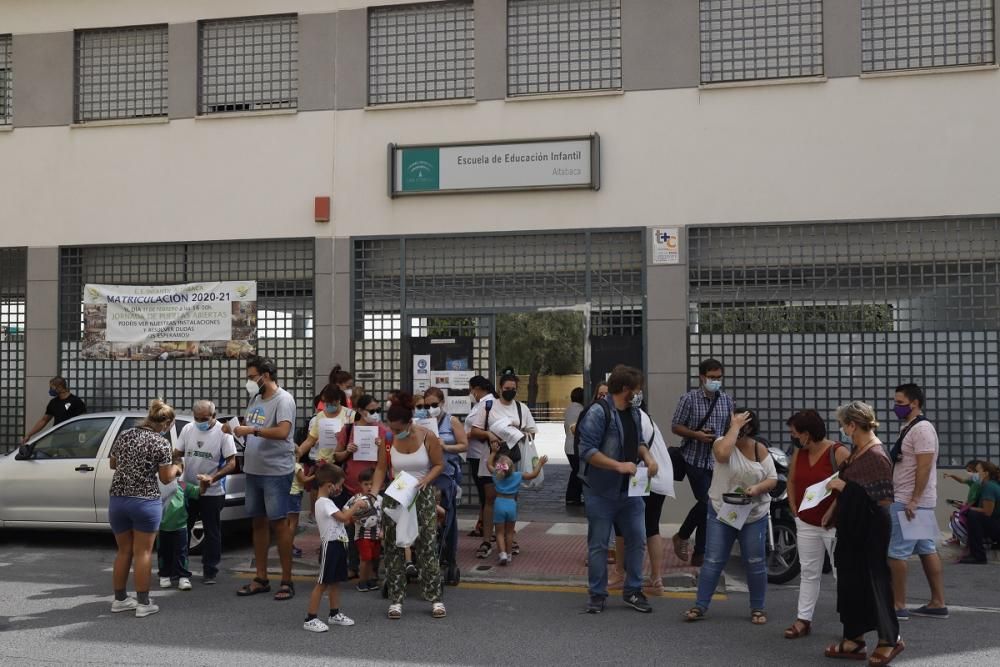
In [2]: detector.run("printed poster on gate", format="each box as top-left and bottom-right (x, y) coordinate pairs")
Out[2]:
(81, 282), (257, 360)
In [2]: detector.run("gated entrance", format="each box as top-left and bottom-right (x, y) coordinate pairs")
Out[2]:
(0, 248), (27, 453)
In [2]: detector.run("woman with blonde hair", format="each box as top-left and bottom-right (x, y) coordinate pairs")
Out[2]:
(824, 401), (903, 666)
(108, 399), (183, 618)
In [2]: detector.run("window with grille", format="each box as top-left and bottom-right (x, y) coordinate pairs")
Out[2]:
(1, 248), (26, 453)
(0, 35), (11, 126)
(199, 14), (298, 114)
(699, 0), (824, 84)
(74, 25), (168, 122)
(507, 0), (622, 96)
(367, 1), (475, 105)
(688, 219), (1000, 466)
(862, 0), (995, 72)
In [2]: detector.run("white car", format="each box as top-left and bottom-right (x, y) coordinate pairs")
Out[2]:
(0, 412), (247, 550)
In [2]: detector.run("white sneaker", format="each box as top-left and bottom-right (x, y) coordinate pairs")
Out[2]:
(135, 602), (160, 618)
(328, 612), (355, 627)
(499, 552), (509, 566)
(111, 597), (138, 613)
(303, 618), (329, 633)
(159, 577), (172, 589)
(178, 578), (192, 591)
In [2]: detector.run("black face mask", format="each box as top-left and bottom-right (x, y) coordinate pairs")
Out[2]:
(792, 438), (804, 449)
(501, 389), (517, 402)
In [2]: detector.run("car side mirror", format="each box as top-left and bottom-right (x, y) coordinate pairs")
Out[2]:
(15, 444), (35, 460)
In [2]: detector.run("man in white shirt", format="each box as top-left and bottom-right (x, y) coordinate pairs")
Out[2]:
(173, 400), (238, 585)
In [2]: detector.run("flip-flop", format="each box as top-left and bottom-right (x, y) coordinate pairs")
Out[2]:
(236, 577), (270, 597)
(273, 581), (295, 601)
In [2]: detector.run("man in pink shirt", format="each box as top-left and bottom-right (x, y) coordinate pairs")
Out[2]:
(888, 383), (948, 621)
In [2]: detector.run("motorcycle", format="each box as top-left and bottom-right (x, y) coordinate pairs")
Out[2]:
(766, 444), (801, 584)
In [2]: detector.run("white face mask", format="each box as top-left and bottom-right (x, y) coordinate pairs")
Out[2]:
(246, 379), (261, 397)
(429, 406), (442, 418)
(364, 412), (380, 424)
(344, 388), (353, 398)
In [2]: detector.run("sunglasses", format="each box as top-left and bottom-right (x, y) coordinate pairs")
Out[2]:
(425, 402), (440, 409)
(366, 407), (382, 414)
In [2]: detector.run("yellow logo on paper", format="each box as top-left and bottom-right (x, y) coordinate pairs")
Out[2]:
(86, 287), (101, 301)
(235, 284), (251, 298)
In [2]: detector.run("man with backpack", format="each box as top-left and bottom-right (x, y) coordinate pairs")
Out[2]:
(670, 359), (734, 567)
(578, 365), (658, 615)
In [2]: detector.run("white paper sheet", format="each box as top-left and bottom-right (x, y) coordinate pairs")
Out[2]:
(352, 425), (379, 462)
(449, 370), (476, 390)
(797, 472), (839, 513)
(717, 501), (754, 530)
(318, 418), (342, 449)
(385, 471), (420, 509)
(415, 417), (439, 437)
(226, 417), (244, 446)
(628, 466), (651, 497)
(897, 509), (939, 540)
(446, 395), (471, 415)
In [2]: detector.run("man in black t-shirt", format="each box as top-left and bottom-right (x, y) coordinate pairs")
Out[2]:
(23, 376), (87, 443)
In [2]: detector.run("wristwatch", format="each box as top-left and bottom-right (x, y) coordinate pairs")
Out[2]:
(254, 428), (261, 438)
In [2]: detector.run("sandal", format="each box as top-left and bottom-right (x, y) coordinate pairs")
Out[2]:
(511, 541), (520, 556)
(784, 619), (811, 639)
(867, 641), (904, 667)
(388, 603), (402, 620)
(643, 577), (665, 596)
(236, 577), (270, 596)
(672, 534), (690, 562)
(273, 581), (295, 601)
(825, 639), (867, 661)
(684, 607), (707, 622)
(468, 522), (483, 538)
(751, 609), (768, 625)
(475, 541), (493, 559)
(431, 602), (447, 619)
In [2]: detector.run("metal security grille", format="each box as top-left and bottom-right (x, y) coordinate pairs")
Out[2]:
(862, 0), (995, 72)
(0, 35), (11, 126)
(58, 240), (314, 430)
(507, 0), (623, 96)
(352, 230), (644, 400)
(699, 0), (824, 83)
(367, 1), (475, 105)
(74, 25), (168, 122)
(199, 14), (298, 114)
(688, 219), (1000, 466)
(0, 248), (26, 453)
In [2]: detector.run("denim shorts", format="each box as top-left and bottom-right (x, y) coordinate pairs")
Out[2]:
(494, 497), (518, 525)
(109, 496), (162, 535)
(888, 501), (938, 559)
(287, 492), (303, 515)
(245, 472), (294, 521)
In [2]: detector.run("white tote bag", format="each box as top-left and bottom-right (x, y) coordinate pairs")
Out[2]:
(644, 415), (675, 498)
(519, 436), (544, 490)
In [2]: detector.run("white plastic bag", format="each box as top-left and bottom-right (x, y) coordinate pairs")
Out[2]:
(519, 437), (544, 491)
(644, 415), (675, 498)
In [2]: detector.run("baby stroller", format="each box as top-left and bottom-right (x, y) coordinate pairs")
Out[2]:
(381, 453), (462, 598)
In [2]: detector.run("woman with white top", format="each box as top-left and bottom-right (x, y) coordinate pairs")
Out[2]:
(370, 391), (446, 620)
(685, 409), (777, 625)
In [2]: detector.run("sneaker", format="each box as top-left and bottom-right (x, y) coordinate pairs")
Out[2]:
(624, 591), (653, 614)
(159, 577), (172, 589)
(135, 602), (160, 618)
(203, 576), (217, 586)
(476, 541), (493, 559)
(178, 578), (192, 591)
(328, 612), (355, 627)
(896, 608), (911, 621)
(912, 605), (950, 619)
(303, 618), (329, 633)
(356, 582), (371, 593)
(586, 595), (606, 614)
(511, 542), (520, 556)
(498, 552), (509, 566)
(367, 580), (381, 592)
(111, 597), (138, 613)
(405, 561), (418, 578)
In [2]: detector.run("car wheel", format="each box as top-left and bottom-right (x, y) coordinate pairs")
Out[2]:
(188, 521), (205, 555)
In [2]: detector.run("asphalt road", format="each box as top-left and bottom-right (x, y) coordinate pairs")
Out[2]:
(1, 529), (999, 666)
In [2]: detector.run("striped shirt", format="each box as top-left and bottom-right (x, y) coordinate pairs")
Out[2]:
(671, 389), (734, 471)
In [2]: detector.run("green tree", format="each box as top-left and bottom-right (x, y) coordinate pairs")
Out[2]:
(496, 312), (584, 405)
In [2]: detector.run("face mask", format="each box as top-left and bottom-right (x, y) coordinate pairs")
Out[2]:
(324, 403), (340, 415)
(705, 379), (722, 393)
(414, 408), (429, 420)
(792, 437), (804, 449)
(344, 388), (353, 398)
(429, 406), (442, 418)
(893, 404), (912, 420)
(969, 471), (980, 482)
(196, 420), (213, 432)
(246, 379), (261, 397)
(48, 388), (58, 397)
(840, 428), (851, 443)
(501, 389), (517, 402)
(364, 412), (380, 424)
(630, 391), (644, 409)
(396, 430), (411, 440)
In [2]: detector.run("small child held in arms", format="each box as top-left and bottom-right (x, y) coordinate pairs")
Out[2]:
(304, 462), (369, 633)
(289, 461), (315, 558)
(487, 443), (547, 566)
(158, 470), (207, 591)
(346, 468), (382, 592)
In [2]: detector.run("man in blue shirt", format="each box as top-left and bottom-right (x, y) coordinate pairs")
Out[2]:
(670, 359), (733, 567)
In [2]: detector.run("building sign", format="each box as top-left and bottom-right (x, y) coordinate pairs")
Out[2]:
(652, 228), (680, 265)
(389, 135), (600, 197)
(81, 282), (257, 360)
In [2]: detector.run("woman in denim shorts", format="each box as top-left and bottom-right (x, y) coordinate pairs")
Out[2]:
(108, 399), (183, 618)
